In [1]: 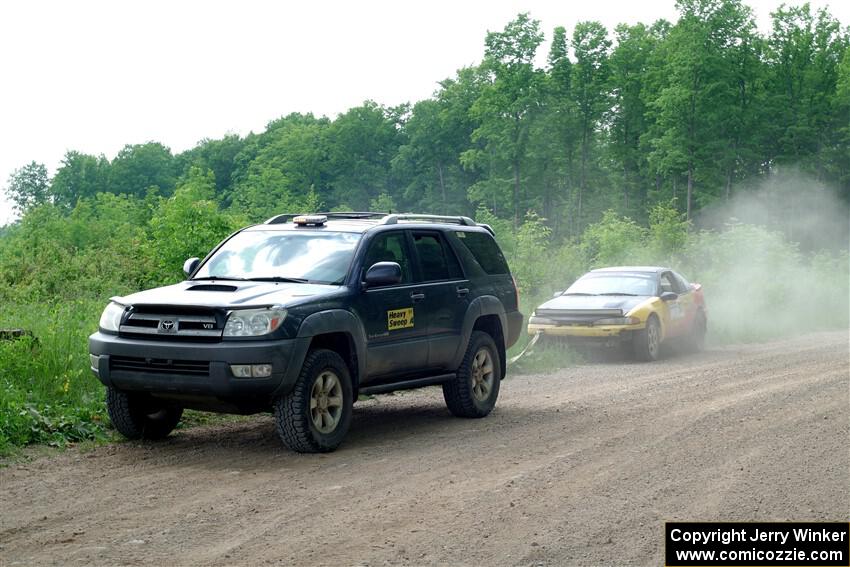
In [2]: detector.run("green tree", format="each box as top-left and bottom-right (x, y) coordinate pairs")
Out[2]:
(6, 162), (50, 213)
(469, 13), (545, 227)
(175, 134), (245, 197)
(324, 102), (404, 210)
(646, 0), (752, 219)
(571, 21), (612, 227)
(229, 113), (330, 220)
(609, 23), (655, 214)
(764, 4), (847, 178)
(50, 151), (110, 208)
(144, 167), (237, 281)
(392, 69), (482, 216)
(109, 142), (176, 198)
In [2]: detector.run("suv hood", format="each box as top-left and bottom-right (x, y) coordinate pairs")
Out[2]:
(114, 280), (341, 309)
(538, 294), (653, 314)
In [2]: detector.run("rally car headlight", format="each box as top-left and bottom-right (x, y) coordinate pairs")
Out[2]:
(224, 307), (287, 337)
(593, 316), (640, 326)
(99, 301), (126, 332)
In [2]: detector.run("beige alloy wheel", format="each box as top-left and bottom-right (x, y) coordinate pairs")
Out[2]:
(310, 370), (344, 434)
(442, 330), (501, 418)
(646, 318), (660, 359)
(471, 348), (495, 402)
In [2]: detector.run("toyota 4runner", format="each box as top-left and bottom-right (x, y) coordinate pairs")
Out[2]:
(89, 212), (523, 452)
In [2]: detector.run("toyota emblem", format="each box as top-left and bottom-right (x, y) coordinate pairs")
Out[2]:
(158, 319), (177, 333)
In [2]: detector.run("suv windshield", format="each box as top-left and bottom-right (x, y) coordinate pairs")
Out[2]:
(193, 230), (362, 284)
(566, 274), (656, 296)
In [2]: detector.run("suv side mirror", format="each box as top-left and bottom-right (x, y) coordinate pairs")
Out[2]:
(364, 262), (402, 287)
(553, 290), (563, 298)
(183, 257), (200, 276)
(660, 291), (678, 301)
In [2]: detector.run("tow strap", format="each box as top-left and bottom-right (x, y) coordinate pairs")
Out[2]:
(507, 332), (541, 366)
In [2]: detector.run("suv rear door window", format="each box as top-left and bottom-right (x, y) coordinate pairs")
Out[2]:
(412, 232), (463, 282)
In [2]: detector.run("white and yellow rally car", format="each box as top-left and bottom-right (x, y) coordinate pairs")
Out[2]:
(528, 266), (707, 361)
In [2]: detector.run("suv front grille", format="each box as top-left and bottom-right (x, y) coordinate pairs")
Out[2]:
(119, 309), (223, 341)
(110, 356), (210, 376)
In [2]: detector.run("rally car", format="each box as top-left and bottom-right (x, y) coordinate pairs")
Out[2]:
(527, 266), (707, 361)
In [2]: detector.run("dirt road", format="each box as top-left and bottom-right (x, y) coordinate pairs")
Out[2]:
(2, 331), (848, 566)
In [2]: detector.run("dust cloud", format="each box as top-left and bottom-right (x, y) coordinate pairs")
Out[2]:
(687, 170), (849, 343)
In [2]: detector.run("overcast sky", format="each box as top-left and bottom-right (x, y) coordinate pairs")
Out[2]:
(1, 0), (847, 225)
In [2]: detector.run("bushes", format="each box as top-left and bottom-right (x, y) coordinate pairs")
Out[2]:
(0, 302), (109, 454)
(0, 196), (846, 453)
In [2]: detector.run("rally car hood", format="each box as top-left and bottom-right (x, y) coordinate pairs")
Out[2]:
(537, 294), (653, 315)
(114, 280), (341, 309)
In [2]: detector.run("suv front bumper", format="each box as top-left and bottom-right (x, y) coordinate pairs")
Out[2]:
(89, 332), (310, 401)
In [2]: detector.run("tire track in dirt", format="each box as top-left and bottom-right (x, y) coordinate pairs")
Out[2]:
(1, 330), (847, 566)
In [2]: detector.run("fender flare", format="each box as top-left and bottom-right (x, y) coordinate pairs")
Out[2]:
(295, 309), (368, 389)
(451, 295), (508, 369)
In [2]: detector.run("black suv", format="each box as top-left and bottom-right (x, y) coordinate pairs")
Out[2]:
(89, 213), (523, 452)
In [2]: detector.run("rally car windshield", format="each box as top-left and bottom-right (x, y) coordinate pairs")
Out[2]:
(565, 274), (657, 296)
(193, 230), (362, 285)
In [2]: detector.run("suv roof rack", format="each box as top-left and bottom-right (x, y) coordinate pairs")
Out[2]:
(379, 214), (477, 227)
(265, 211), (493, 234)
(318, 212), (389, 220)
(266, 211), (390, 224)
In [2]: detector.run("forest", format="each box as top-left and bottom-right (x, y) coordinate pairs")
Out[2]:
(1, 0), (848, 453)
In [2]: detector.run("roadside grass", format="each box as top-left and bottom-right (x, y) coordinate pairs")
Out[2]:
(2, 229), (846, 454)
(0, 301), (109, 455)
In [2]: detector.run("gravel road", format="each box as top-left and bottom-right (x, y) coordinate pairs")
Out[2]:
(2, 330), (848, 566)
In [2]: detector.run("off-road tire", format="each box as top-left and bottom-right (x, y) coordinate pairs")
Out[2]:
(443, 330), (501, 418)
(273, 349), (353, 453)
(633, 315), (661, 362)
(106, 387), (183, 440)
(682, 310), (707, 353)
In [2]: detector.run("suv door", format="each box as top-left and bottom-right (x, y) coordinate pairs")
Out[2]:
(410, 230), (469, 370)
(354, 230), (429, 380)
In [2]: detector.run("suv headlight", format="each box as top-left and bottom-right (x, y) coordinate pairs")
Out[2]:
(99, 301), (126, 332)
(224, 307), (287, 337)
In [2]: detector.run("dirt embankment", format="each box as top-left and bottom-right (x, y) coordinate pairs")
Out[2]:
(1, 331), (848, 566)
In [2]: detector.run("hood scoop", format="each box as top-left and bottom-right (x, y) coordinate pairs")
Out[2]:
(186, 284), (238, 292)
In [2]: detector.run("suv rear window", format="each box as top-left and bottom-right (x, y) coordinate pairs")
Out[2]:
(453, 231), (509, 275)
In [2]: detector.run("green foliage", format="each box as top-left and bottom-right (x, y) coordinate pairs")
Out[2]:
(144, 168), (241, 283)
(1, 5), (849, 452)
(6, 162), (50, 213)
(581, 210), (649, 266)
(647, 201), (690, 258)
(0, 302), (109, 455)
(369, 192), (397, 213)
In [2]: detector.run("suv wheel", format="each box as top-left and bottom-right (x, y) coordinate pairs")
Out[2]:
(443, 330), (501, 418)
(274, 349), (353, 453)
(106, 388), (183, 440)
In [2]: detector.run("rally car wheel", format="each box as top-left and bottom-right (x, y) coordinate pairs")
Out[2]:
(443, 331), (501, 418)
(634, 315), (661, 362)
(274, 349), (353, 453)
(106, 387), (183, 440)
